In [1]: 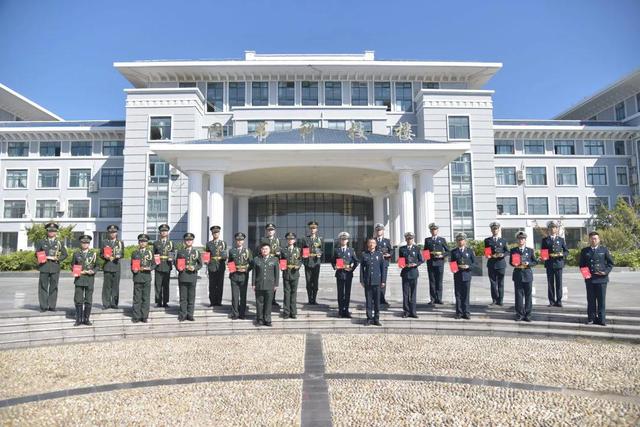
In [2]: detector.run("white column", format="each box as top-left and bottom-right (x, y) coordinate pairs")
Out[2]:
(370, 189), (385, 227)
(416, 169), (435, 244)
(208, 171), (225, 235)
(237, 191), (250, 234)
(389, 191), (401, 246)
(223, 193), (234, 244)
(187, 171), (204, 246)
(398, 169), (415, 237)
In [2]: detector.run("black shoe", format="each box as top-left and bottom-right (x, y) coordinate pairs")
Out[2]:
(462, 314), (470, 320)
(402, 313), (408, 318)
(141, 318), (148, 323)
(111, 305), (118, 309)
(556, 302), (563, 308)
(103, 306), (109, 310)
(515, 316), (522, 322)
(257, 319), (264, 326)
(186, 315), (195, 321)
(239, 315), (246, 320)
(523, 317), (532, 322)
(497, 302), (504, 306)
(290, 314), (297, 319)
(40, 309), (48, 313)
(178, 316), (185, 322)
(410, 314), (419, 319)
(132, 318), (140, 323)
(48, 308), (55, 312)
(272, 302), (280, 307)
(548, 303), (555, 307)
(83, 319), (93, 326)
(454, 314), (461, 319)
(264, 321), (272, 327)
(373, 320), (382, 326)
(364, 319), (371, 326)
(156, 303), (162, 308)
(599, 322), (607, 326)
(436, 300), (444, 305)
(428, 301), (435, 306)
(163, 303), (169, 308)
(344, 312), (352, 319)
(586, 320), (595, 325)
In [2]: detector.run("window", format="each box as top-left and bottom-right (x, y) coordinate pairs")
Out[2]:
(223, 124), (233, 137)
(614, 140), (626, 155)
(324, 81), (342, 106)
(495, 167), (516, 186)
(497, 197), (517, 215)
(615, 101), (625, 121)
(300, 81), (318, 106)
(149, 155), (169, 184)
(351, 82), (368, 106)
(247, 120), (262, 135)
(584, 140), (605, 155)
(228, 82), (245, 107)
(69, 169), (91, 188)
(637, 93), (640, 113)
(558, 197), (579, 215)
(554, 140), (575, 155)
(147, 191), (169, 225)
(206, 82), (223, 112)
(70, 141), (92, 156)
(358, 120), (372, 134)
(68, 200), (90, 218)
(7, 141), (29, 157)
(586, 166), (607, 186)
(394, 82), (412, 112)
(327, 120), (346, 130)
(494, 140), (514, 154)
(274, 121), (292, 131)
(526, 167), (547, 186)
(422, 82), (439, 89)
(588, 197), (609, 214)
(100, 199), (122, 218)
(448, 116), (470, 140)
(39, 141), (61, 157)
(4, 200), (25, 219)
(251, 82), (269, 106)
(556, 167), (577, 186)
(524, 140), (545, 154)
(6, 169), (27, 188)
(450, 154), (474, 238)
(178, 82), (196, 88)
(278, 81), (295, 106)
(302, 120), (320, 128)
(36, 200), (57, 218)
(374, 82), (391, 111)
(101, 168), (123, 187)
(102, 141), (124, 156)
(527, 197), (549, 215)
(616, 166), (629, 186)
(38, 169), (59, 188)
(149, 117), (171, 141)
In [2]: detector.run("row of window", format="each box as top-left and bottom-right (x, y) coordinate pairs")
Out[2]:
(4, 168), (123, 189)
(3, 199), (122, 219)
(2, 140), (124, 158)
(495, 139), (627, 156)
(496, 195), (631, 216)
(495, 165), (628, 187)
(610, 93), (640, 121)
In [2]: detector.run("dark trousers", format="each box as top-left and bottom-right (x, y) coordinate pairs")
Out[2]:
(364, 285), (381, 321)
(38, 272), (59, 310)
(488, 267), (505, 304)
(74, 284), (94, 322)
(514, 280), (533, 319)
(305, 264), (320, 303)
(283, 277), (299, 317)
(230, 274), (249, 318)
(380, 263), (389, 304)
(454, 280), (470, 316)
(586, 281), (607, 324)
(255, 289), (274, 323)
(154, 271), (171, 305)
(546, 268), (563, 304)
(427, 265), (444, 303)
(402, 278), (417, 315)
(178, 282), (196, 319)
(102, 271), (120, 308)
(208, 269), (225, 305)
(336, 274), (353, 314)
(132, 278), (151, 321)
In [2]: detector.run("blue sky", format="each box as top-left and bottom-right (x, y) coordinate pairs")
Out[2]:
(1, 0), (638, 120)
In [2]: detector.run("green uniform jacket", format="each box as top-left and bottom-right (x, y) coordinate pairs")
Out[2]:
(101, 239), (125, 272)
(153, 239), (175, 273)
(252, 255), (279, 291)
(281, 245), (302, 281)
(228, 247), (253, 278)
(176, 247), (203, 284)
(205, 239), (227, 273)
(131, 247), (156, 283)
(303, 235), (323, 267)
(72, 250), (98, 287)
(35, 238), (68, 273)
(259, 236), (281, 257)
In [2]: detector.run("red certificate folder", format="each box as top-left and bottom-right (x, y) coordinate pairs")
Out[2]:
(511, 253), (521, 266)
(131, 259), (141, 272)
(176, 258), (186, 271)
(422, 250), (431, 261)
(154, 254), (161, 265)
(484, 247), (492, 257)
(580, 267), (592, 279)
(397, 257), (406, 268)
(335, 258), (344, 269)
(72, 264), (82, 278)
(449, 261), (459, 273)
(103, 246), (113, 258)
(279, 259), (287, 271)
(36, 251), (47, 264)
(302, 247), (310, 258)
(202, 252), (211, 263)
(227, 261), (236, 273)
(540, 249), (549, 261)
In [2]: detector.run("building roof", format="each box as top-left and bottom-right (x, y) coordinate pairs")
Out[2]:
(0, 83), (63, 121)
(493, 119), (627, 127)
(0, 120), (124, 128)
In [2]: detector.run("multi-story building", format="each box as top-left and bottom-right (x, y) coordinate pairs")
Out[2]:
(1, 52), (638, 255)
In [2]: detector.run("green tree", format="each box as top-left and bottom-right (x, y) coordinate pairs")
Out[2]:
(589, 198), (640, 251)
(26, 222), (75, 245)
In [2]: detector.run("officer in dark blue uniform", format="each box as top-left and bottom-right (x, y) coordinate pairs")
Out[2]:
(510, 231), (538, 322)
(303, 221), (323, 305)
(332, 232), (359, 318)
(450, 233), (475, 319)
(484, 221), (509, 306)
(360, 237), (387, 326)
(541, 221), (569, 307)
(259, 223), (282, 309)
(424, 223), (449, 304)
(398, 232), (424, 318)
(205, 225), (227, 307)
(579, 231), (614, 326)
(374, 223), (393, 307)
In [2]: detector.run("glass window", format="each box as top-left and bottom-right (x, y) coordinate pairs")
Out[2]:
(149, 117), (171, 140)
(450, 153), (474, 239)
(527, 197), (549, 215)
(588, 197), (609, 214)
(564, 227), (586, 249)
(496, 197), (517, 215)
(554, 140), (575, 155)
(70, 141), (92, 156)
(300, 81), (318, 106)
(327, 120), (346, 130)
(556, 167), (577, 186)
(147, 191), (169, 225)
(351, 82), (368, 106)
(149, 155), (169, 184)
(6, 169), (27, 188)
(206, 82), (223, 112)
(7, 141), (29, 157)
(448, 116), (470, 140)
(584, 140), (605, 155)
(524, 140), (545, 154)
(36, 200), (57, 218)
(615, 101), (625, 121)
(247, 120), (262, 135)
(278, 81), (295, 106)
(68, 200), (90, 218)
(558, 197), (579, 215)
(586, 166), (607, 186)
(394, 82), (412, 112)
(302, 120), (320, 128)
(359, 120), (372, 134)
(69, 169), (91, 188)
(614, 140), (626, 155)
(251, 82), (269, 106)
(616, 166), (629, 185)
(324, 81), (342, 106)
(102, 141), (124, 156)
(374, 82), (391, 111)
(494, 140), (514, 154)
(101, 168), (123, 187)
(228, 82), (245, 107)
(422, 82), (439, 89)
(100, 199), (122, 218)
(274, 121), (292, 131)
(495, 167), (516, 186)
(178, 82), (196, 88)
(526, 167), (547, 185)
(38, 169), (59, 188)
(4, 200), (26, 219)
(39, 141), (61, 157)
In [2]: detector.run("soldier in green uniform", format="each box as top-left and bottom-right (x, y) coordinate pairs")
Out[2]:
(281, 232), (302, 318)
(205, 225), (227, 307)
(259, 223), (282, 308)
(228, 232), (253, 319)
(153, 224), (174, 308)
(176, 233), (203, 321)
(34, 222), (68, 312)
(131, 234), (155, 323)
(252, 242), (279, 326)
(71, 235), (97, 326)
(101, 224), (124, 309)
(302, 221), (323, 305)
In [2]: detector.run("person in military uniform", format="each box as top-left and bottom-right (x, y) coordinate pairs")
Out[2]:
(424, 223), (449, 305)
(34, 222), (68, 312)
(281, 232), (302, 318)
(541, 221), (569, 307)
(374, 223), (393, 307)
(484, 221), (509, 306)
(302, 221), (323, 305)
(252, 242), (279, 326)
(131, 234), (155, 323)
(205, 225), (227, 307)
(259, 223), (282, 308)
(228, 232), (253, 320)
(71, 235), (97, 326)
(510, 231), (538, 322)
(579, 231), (614, 326)
(176, 233), (203, 321)
(360, 237), (387, 326)
(450, 233), (476, 320)
(332, 231), (359, 318)
(101, 224), (124, 309)
(399, 232), (424, 318)
(153, 224), (174, 308)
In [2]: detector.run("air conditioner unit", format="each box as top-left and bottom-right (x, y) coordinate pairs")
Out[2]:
(88, 180), (99, 193)
(516, 170), (525, 182)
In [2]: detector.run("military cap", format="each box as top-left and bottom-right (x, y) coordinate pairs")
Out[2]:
(588, 231), (599, 237)
(234, 232), (246, 240)
(338, 231), (350, 240)
(489, 221), (501, 229)
(374, 223), (385, 231)
(183, 232), (195, 241)
(547, 220), (559, 228)
(455, 232), (467, 241)
(307, 221), (319, 228)
(428, 223), (439, 230)
(137, 233), (150, 242)
(79, 234), (92, 243)
(404, 231), (415, 239)
(285, 232), (297, 240)
(265, 223), (276, 230)
(158, 224), (170, 232)
(107, 224), (119, 232)
(210, 225), (221, 232)
(515, 231), (527, 239)
(259, 241), (271, 248)
(45, 222), (59, 232)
